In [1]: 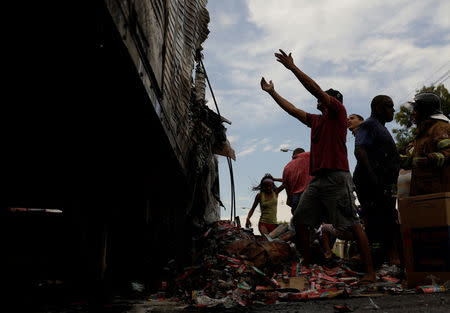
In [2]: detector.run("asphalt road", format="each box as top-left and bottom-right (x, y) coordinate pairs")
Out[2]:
(7, 291), (450, 313)
(128, 293), (450, 313)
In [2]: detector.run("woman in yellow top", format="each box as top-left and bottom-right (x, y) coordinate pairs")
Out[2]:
(245, 174), (284, 235)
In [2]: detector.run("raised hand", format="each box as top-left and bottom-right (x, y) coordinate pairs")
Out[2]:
(274, 49), (295, 70)
(260, 77), (274, 93)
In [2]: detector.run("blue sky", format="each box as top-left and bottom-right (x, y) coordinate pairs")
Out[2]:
(202, 0), (450, 228)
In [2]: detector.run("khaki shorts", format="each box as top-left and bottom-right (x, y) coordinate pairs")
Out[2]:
(293, 170), (360, 229)
(321, 223), (354, 241)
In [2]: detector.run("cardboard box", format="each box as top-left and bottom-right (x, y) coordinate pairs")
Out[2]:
(410, 167), (450, 196)
(277, 276), (307, 291)
(399, 192), (450, 287)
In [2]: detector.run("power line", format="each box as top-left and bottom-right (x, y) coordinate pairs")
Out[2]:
(422, 61), (450, 86)
(431, 69), (450, 86)
(398, 63), (450, 105)
(200, 56), (237, 223)
(439, 75), (450, 85)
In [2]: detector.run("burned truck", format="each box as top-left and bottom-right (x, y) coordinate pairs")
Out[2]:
(4, 0), (232, 301)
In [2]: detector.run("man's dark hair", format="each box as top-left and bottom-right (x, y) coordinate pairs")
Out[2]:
(350, 113), (364, 121)
(370, 95), (392, 111)
(325, 88), (343, 103)
(293, 148), (305, 156)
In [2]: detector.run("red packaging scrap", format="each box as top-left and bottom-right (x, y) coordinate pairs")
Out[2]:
(300, 269), (311, 275)
(264, 291), (280, 304)
(251, 266), (266, 276)
(237, 282), (251, 290)
(342, 265), (360, 276)
(217, 254), (241, 265)
(291, 261), (301, 277)
(237, 264), (246, 274)
(386, 285), (404, 293)
(416, 285), (446, 293)
(167, 220), (412, 309)
(334, 304), (353, 312)
(382, 276), (400, 283)
(339, 277), (357, 282)
(266, 277), (280, 288)
(318, 273), (339, 283)
(204, 228), (212, 237)
(287, 292), (306, 301)
(325, 269), (338, 276)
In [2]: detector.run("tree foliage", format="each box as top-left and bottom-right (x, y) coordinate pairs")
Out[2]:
(393, 84), (449, 152)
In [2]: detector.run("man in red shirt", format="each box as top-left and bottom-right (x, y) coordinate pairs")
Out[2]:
(282, 148), (313, 214)
(260, 49), (374, 283)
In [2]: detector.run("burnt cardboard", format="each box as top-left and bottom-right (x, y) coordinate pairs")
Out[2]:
(277, 276), (307, 291)
(410, 167), (450, 196)
(399, 192), (450, 287)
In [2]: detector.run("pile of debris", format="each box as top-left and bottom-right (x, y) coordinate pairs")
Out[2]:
(150, 220), (447, 309)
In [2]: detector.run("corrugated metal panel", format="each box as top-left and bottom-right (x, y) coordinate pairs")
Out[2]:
(150, 0), (164, 29)
(106, 0), (211, 171)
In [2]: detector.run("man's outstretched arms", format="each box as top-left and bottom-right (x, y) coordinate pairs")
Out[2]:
(275, 49), (331, 108)
(260, 77), (308, 125)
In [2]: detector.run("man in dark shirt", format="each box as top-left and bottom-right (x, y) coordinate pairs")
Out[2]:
(354, 95), (400, 267)
(260, 49), (374, 282)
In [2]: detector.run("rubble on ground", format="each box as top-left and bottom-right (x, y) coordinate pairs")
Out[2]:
(149, 220), (448, 309)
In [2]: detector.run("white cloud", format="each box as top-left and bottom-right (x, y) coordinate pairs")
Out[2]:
(207, 0), (450, 222)
(216, 12), (239, 28)
(237, 145), (257, 157)
(435, 1), (450, 28)
(206, 0), (450, 129)
(227, 135), (239, 144)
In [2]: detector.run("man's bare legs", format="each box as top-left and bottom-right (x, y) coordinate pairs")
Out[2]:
(352, 224), (375, 282)
(321, 230), (334, 259)
(295, 223), (311, 265)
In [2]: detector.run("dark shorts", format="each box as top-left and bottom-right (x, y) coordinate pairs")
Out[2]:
(356, 185), (398, 223)
(290, 192), (303, 215)
(293, 170), (360, 229)
(356, 185), (398, 242)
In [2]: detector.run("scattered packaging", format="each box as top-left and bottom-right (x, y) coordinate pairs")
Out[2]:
(149, 220), (439, 308)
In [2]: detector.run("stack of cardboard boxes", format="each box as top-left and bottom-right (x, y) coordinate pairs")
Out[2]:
(399, 167), (450, 287)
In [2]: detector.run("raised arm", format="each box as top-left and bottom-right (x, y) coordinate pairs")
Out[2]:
(275, 183), (285, 195)
(275, 49), (331, 108)
(260, 77), (308, 125)
(272, 177), (285, 194)
(246, 193), (261, 228)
